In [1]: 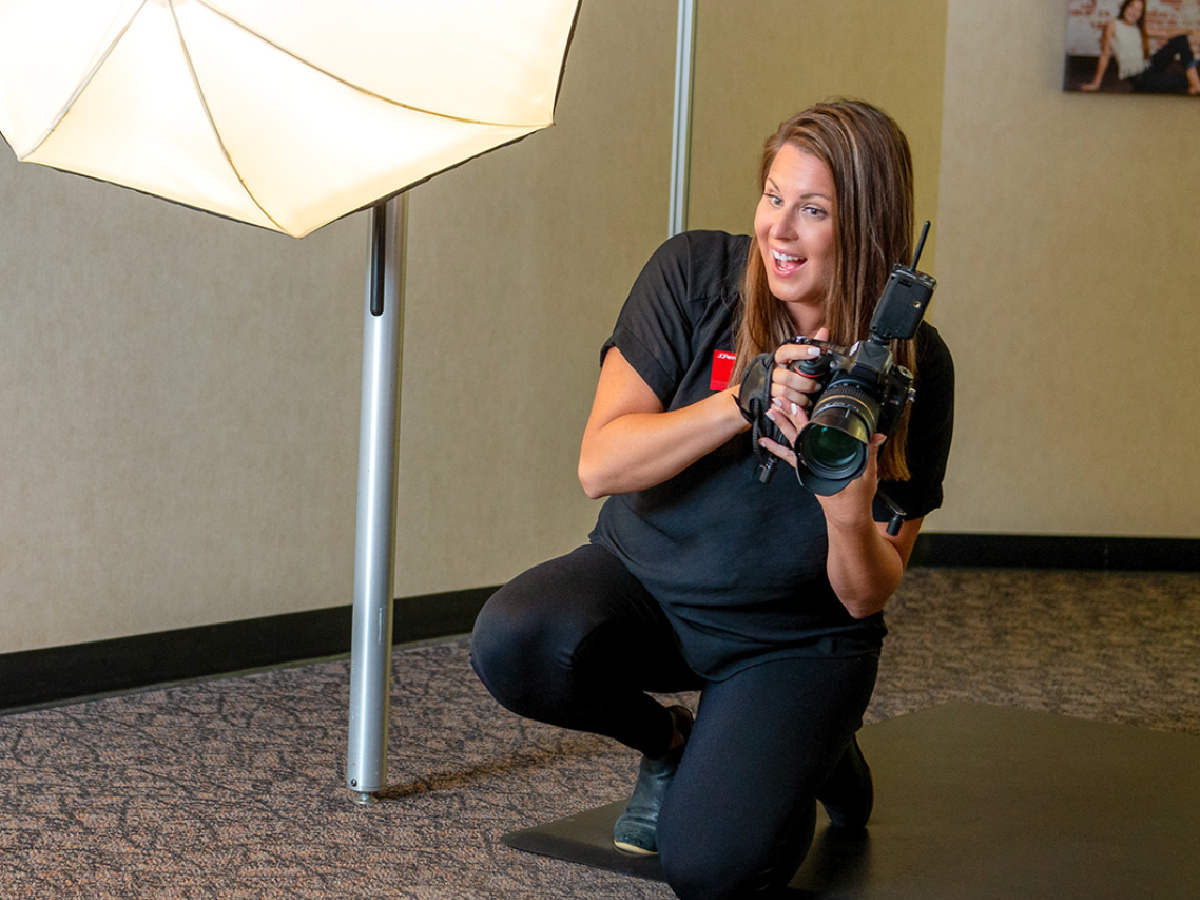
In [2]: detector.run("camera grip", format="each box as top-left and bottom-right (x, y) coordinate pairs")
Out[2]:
(736, 352), (775, 425)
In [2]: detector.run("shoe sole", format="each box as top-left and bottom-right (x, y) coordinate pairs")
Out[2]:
(613, 839), (658, 856)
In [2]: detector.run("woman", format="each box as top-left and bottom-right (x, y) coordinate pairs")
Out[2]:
(471, 99), (954, 900)
(1081, 0), (1200, 94)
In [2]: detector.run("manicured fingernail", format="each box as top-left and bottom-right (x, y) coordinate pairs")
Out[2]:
(791, 402), (799, 415)
(806, 346), (821, 357)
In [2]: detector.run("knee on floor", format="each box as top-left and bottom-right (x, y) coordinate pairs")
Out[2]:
(659, 838), (796, 900)
(660, 854), (778, 900)
(657, 801), (816, 900)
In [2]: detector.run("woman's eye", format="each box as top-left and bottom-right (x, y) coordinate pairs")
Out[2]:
(764, 192), (783, 208)
(803, 205), (828, 219)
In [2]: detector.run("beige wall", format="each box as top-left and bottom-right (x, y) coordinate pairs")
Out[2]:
(688, 0), (949, 259)
(0, 167), (367, 654)
(933, 0), (1200, 536)
(0, 0), (675, 653)
(392, 0), (676, 595)
(688, 0), (1200, 538)
(1, 0), (1196, 655)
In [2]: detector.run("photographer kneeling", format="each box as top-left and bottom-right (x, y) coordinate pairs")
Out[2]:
(470, 99), (954, 900)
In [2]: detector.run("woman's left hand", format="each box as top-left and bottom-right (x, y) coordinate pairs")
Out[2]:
(756, 327), (883, 526)
(813, 433), (885, 529)
(759, 356), (919, 618)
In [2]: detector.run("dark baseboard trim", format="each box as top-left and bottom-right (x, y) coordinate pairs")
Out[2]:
(910, 533), (1200, 572)
(0, 586), (495, 715)
(3, 534), (1197, 714)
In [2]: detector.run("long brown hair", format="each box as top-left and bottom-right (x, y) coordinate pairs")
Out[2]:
(732, 99), (918, 480)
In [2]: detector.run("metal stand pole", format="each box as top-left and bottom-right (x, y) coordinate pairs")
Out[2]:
(346, 195), (407, 804)
(669, 0), (697, 238)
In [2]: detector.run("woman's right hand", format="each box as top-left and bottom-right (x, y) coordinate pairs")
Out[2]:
(753, 327), (831, 469)
(768, 326), (831, 418)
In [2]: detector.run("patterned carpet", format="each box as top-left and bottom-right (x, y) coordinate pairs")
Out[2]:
(1, 567), (1197, 899)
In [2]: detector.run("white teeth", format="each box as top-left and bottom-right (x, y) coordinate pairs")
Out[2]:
(773, 250), (800, 262)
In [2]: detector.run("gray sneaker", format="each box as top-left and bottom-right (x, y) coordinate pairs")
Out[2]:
(612, 705), (694, 855)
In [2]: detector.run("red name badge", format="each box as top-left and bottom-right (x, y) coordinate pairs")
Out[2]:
(710, 350), (736, 391)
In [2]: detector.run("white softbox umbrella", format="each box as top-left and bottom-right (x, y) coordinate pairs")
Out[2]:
(0, 0), (577, 237)
(0, 0), (580, 801)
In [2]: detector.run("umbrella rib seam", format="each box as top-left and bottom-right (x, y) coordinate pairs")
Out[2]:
(169, 1), (285, 232)
(194, 0), (548, 129)
(19, 2), (147, 159)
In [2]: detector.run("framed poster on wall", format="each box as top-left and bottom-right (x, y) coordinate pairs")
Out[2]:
(1063, 0), (1200, 95)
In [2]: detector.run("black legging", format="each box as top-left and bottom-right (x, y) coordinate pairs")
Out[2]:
(1132, 34), (1198, 93)
(470, 543), (879, 900)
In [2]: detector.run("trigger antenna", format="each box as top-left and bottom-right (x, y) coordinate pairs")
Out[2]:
(910, 220), (931, 269)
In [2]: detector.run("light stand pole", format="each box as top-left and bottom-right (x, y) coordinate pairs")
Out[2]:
(670, 0), (696, 238)
(343, 2), (680, 805)
(346, 194), (407, 804)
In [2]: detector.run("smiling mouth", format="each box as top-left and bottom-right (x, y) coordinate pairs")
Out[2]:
(772, 249), (805, 274)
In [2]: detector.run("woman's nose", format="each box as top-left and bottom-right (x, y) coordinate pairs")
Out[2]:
(770, 211), (797, 241)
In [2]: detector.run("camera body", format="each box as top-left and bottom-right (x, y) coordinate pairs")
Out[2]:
(791, 261), (935, 495)
(736, 221), (937, 499)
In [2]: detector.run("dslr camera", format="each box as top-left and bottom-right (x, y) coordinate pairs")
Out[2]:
(739, 222), (936, 498)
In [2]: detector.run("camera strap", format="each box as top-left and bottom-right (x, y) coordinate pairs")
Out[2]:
(737, 351), (787, 483)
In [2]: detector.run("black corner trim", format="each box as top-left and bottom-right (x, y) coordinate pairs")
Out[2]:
(0, 586), (497, 715)
(3, 534), (1197, 714)
(911, 533), (1200, 572)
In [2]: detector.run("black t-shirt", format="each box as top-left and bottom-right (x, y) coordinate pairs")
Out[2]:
(589, 230), (954, 679)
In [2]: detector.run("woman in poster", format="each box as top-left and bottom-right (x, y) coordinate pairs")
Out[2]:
(1081, 0), (1200, 94)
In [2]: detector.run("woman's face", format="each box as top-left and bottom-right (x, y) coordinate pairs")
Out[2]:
(753, 142), (837, 332)
(1122, 0), (1144, 24)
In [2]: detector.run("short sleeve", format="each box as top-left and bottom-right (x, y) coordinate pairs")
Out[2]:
(599, 233), (697, 408)
(875, 322), (955, 521)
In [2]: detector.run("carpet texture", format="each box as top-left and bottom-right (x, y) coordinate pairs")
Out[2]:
(1, 567), (1198, 899)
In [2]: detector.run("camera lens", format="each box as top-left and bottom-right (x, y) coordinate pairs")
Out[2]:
(802, 425), (863, 474)
(795, 382), (877, 494)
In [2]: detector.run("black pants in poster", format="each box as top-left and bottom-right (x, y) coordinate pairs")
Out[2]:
(1132, 34), (1198, 92)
